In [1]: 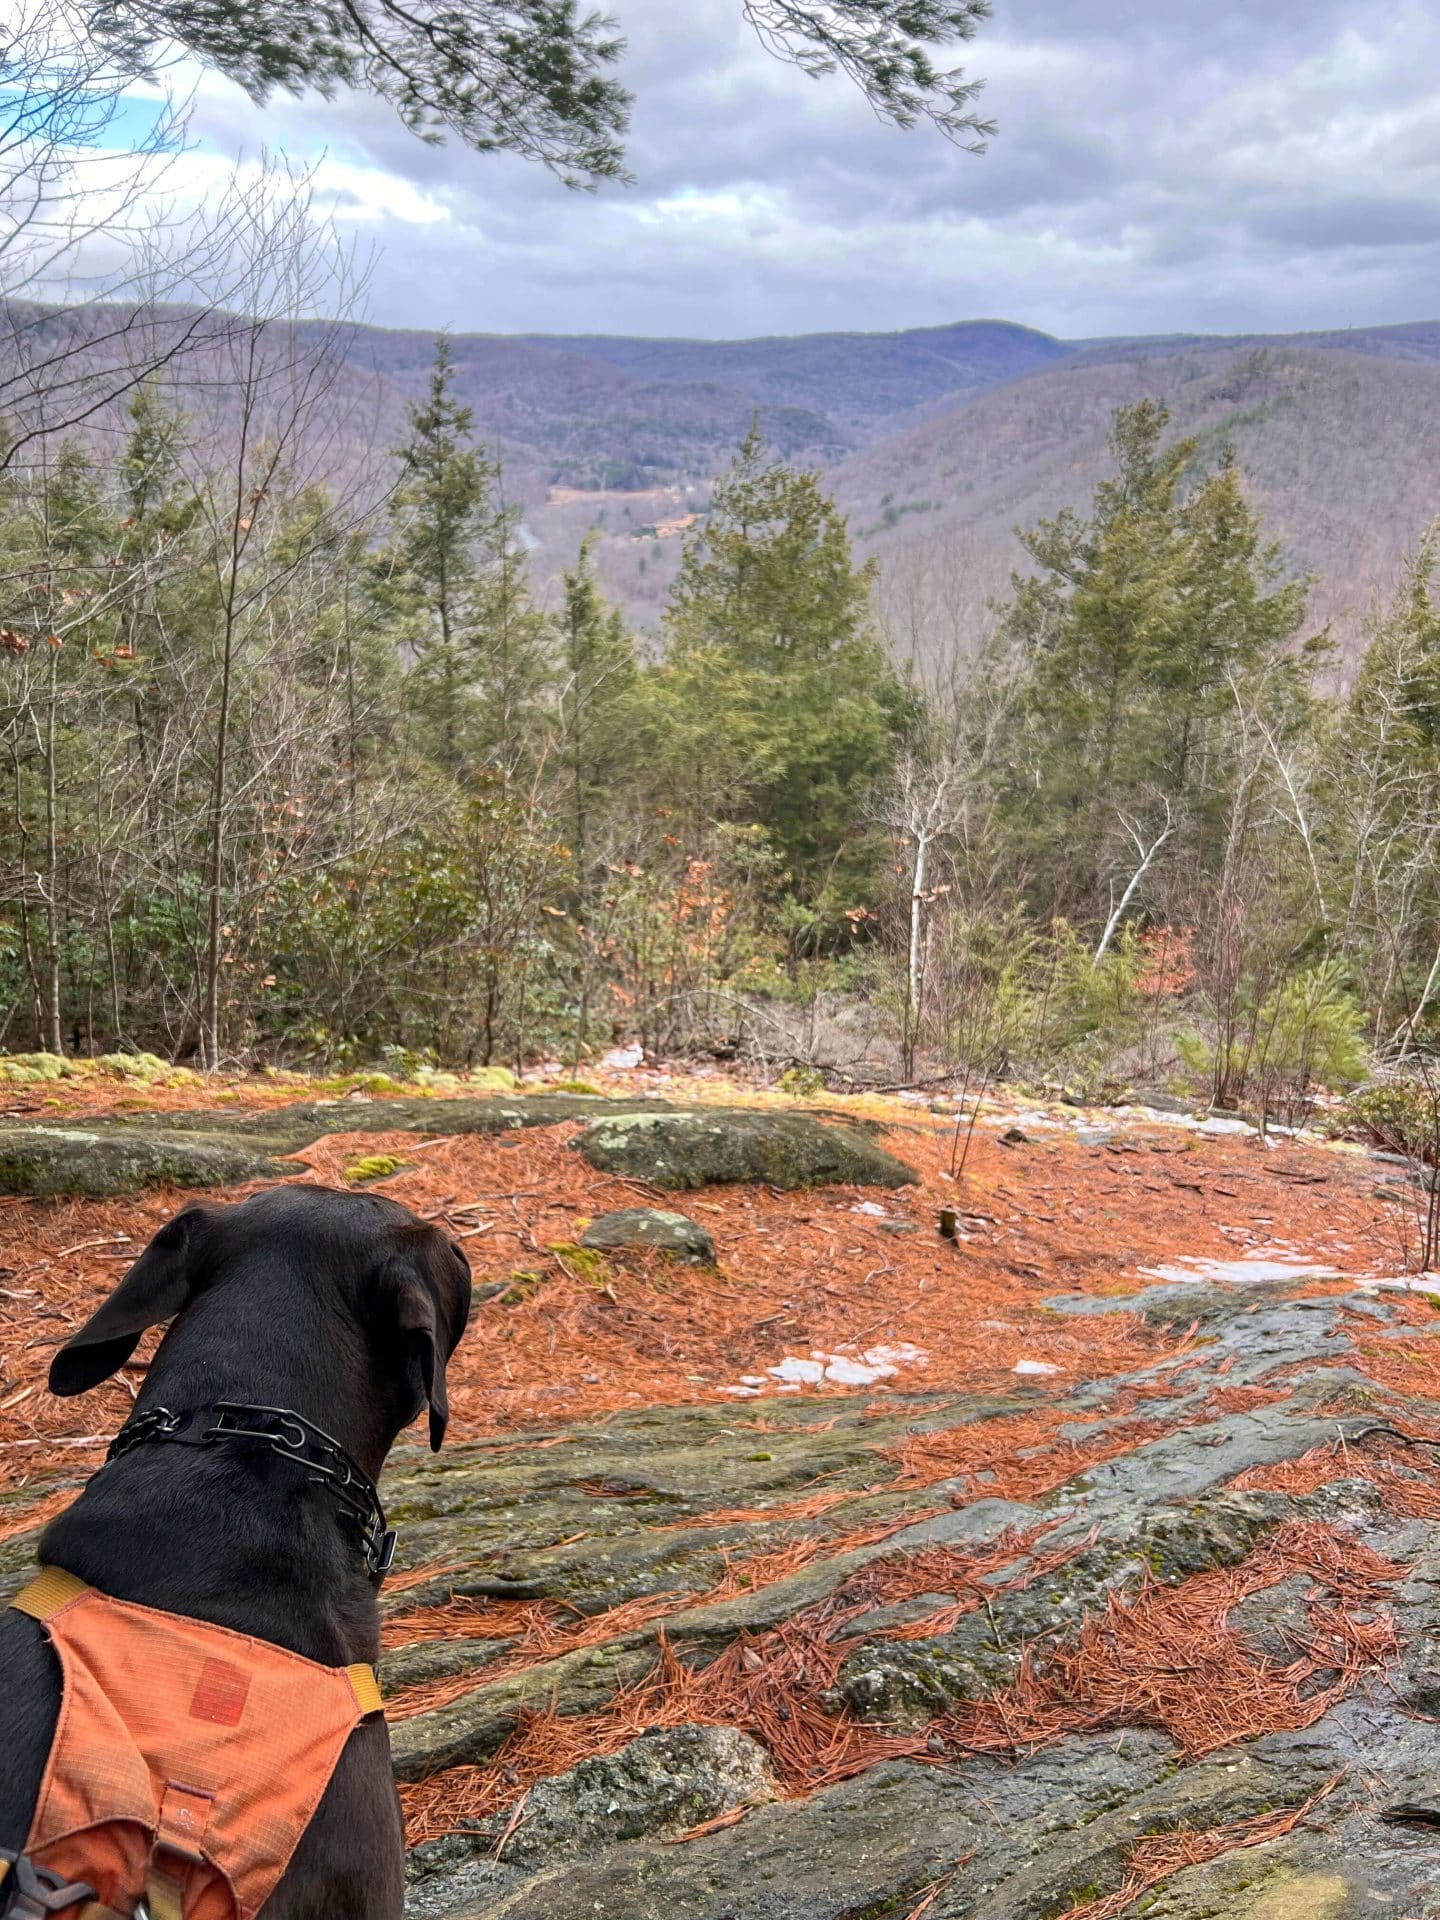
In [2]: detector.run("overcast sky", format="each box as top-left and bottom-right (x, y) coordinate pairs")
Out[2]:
(174, 0), (1440, 341)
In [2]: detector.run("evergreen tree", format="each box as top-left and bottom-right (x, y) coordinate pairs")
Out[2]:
(380, 336), (552, 779)
(658, 427), (913, 906)
(1001, 401), (1313, 921)
(380, 336), (495, 774)
(556, 534), (636, 880)
(1326, 529), (1440, 1020)
(1164, 451), (1313, 812)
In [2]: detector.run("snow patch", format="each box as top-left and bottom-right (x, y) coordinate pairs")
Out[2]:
(743, 1343), (931, 1393)
(1142, 1255), (1339, 1286)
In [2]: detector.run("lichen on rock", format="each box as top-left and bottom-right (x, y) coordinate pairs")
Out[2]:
(452, 1725), (777, 1868)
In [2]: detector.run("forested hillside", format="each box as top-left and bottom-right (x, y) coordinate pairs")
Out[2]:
(5, 324), (1440, 1131)
(336, 314), (1440, 662)
(842, 344), (1440, 673)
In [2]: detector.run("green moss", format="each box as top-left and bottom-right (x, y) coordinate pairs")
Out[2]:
(549, 1243), (613, 1287)
(468, 1066), (520, 1090)
(551, 1079), (602, 1095)
(343, 1153), (409, 1183)
(413, 1066), (463, 1091)
(94, 1051), (199, 1087)
(0, 1054), (75, 1084)
(330, 1072), (403, 1095)
(1050, 1885), (1102, 1916)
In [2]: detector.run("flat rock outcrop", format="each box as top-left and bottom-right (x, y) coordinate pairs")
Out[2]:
(2, 1096), (1434, 1918)
(575, 1108), (920, 1190)
(251, 1272), (1440, 1918)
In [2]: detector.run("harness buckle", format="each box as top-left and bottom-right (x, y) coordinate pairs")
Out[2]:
(0, 1851), (96, 1915)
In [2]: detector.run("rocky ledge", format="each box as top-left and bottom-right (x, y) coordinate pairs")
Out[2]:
(379, 1277), (1440, 1917)
(3, 1269), (1437, 1915)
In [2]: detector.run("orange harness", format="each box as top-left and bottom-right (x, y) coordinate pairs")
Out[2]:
(3, 1568), (384, 1920)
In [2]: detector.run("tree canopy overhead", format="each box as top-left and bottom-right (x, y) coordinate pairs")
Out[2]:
(85, 0), (993, 182)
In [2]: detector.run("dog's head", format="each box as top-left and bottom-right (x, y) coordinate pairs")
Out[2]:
(49, 1186), (472, 1452)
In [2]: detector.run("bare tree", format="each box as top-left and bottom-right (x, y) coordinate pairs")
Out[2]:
(1093, 797), (1174, 966)
(875, 750), (964, 1077)
(172, 165), (367, 1067)
(0, 4), (303, 470)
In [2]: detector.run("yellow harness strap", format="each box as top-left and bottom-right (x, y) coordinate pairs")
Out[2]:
(11, 1565), (87, 1622)
(12, 1569), (383, 1716)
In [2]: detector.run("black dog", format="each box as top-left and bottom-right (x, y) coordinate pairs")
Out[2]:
(0, 1184), (471, 1920)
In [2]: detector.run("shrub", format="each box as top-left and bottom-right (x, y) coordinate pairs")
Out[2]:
(1336, 1080), (1438, 1159)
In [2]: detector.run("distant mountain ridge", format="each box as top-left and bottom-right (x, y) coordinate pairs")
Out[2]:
(510, 320), (1074, 436)
(17, 303), (1440, 663)
(377, 312), (1434, 661)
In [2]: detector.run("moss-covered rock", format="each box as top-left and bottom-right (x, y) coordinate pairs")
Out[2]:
(0, 1091), (922, 1198)
(0, 1094), (680, 1197)
(834, 1611), (1024, 1726)
(835, 1488), (1295, 1725)
(575, 1110), (918, 1191)
(579, 1209), (717, 1264)
(0, 1053), (75, 1084)
(151, 1092), (677, 1154)
(0, 1125), (287, 1197)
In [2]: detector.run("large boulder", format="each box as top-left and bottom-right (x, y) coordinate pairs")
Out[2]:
(575, 1110), (918, 1191)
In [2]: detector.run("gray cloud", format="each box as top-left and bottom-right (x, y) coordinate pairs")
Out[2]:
(182, 0), (1440, 338)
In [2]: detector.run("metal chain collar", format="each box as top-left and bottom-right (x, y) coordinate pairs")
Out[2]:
(106, 1402), (397, 1579)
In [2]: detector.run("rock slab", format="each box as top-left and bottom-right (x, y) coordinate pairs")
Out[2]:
(0, 1095), (918, 1198)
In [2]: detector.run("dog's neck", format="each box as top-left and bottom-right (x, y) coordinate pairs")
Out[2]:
(38, 1289), (408, 1666)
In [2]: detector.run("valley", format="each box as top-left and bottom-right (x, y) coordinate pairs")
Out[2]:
(317, 314), (1440, 663)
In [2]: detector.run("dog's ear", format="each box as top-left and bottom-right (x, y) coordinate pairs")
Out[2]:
(373, 1232), (471, 1451)
(50, 1206), (218, 1397)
